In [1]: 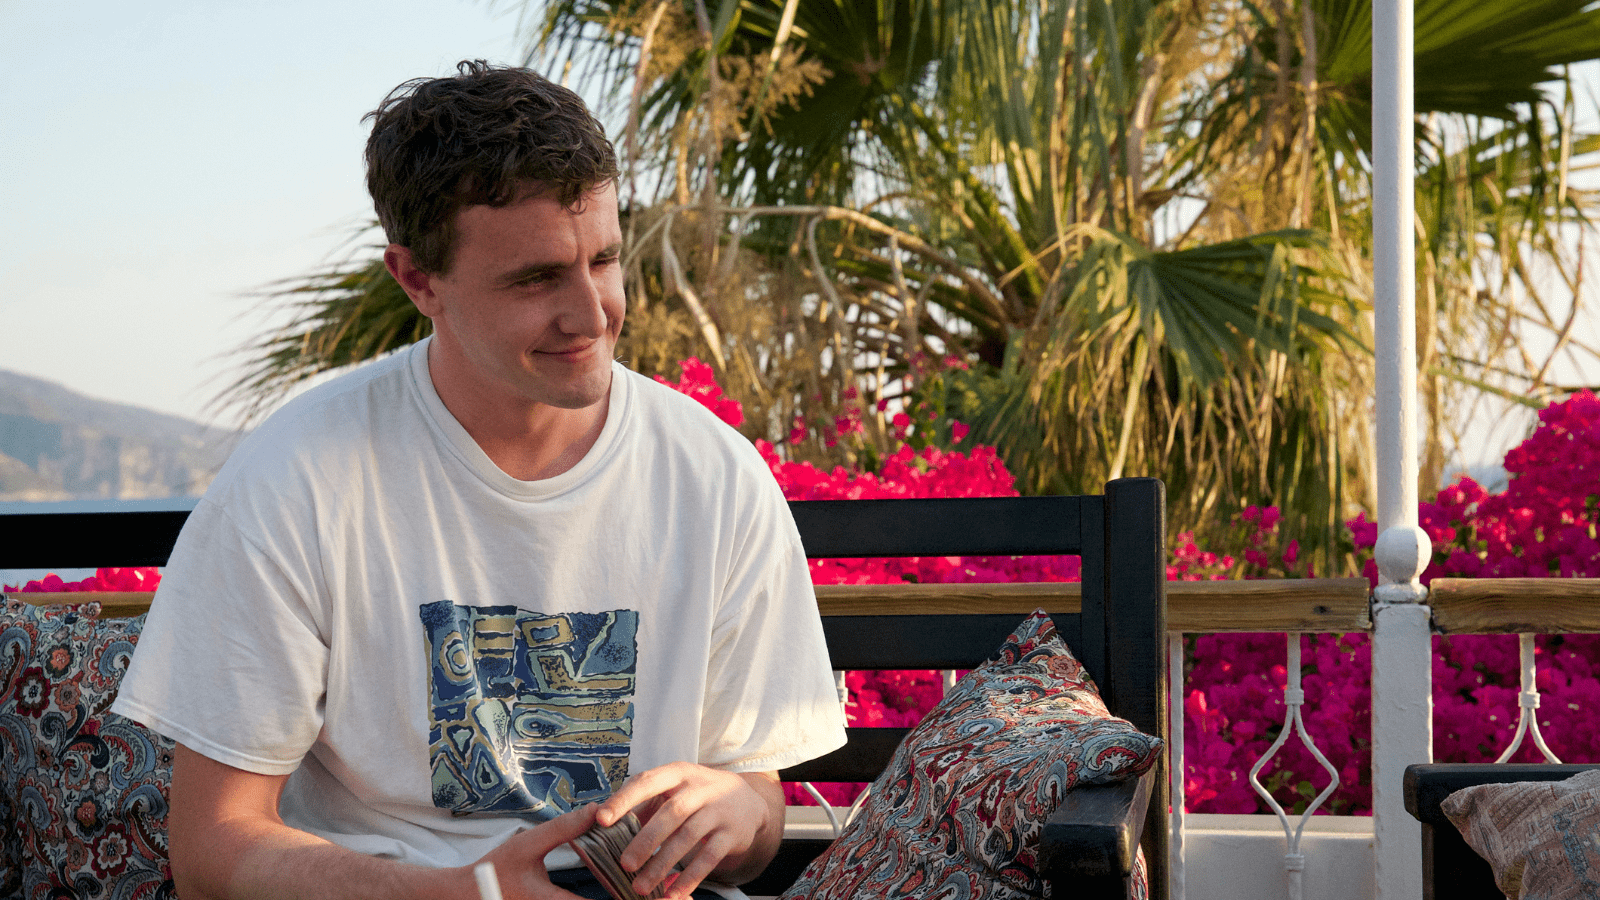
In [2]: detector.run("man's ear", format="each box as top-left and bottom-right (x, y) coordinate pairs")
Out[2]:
(384, 244), (441, 317)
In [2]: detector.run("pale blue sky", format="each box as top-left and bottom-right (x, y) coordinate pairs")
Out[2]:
(1, 0), (532, 426)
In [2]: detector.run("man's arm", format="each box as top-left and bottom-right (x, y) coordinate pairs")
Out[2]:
(595, 762), (786, 900)
(168, 744), (596, 900)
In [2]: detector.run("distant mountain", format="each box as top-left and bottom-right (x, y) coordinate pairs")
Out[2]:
(0, 371), (242, 501)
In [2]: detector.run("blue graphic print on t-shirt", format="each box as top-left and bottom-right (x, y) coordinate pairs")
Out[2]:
(419, 601), (638, 820)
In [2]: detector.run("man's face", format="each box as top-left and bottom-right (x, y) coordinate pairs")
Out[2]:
(393, 182), (626, 414)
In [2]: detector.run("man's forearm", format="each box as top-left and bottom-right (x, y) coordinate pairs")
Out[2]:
(169, 745), (463, 900)
(170, 744), (596, 900)
(178, 816), (461, 900)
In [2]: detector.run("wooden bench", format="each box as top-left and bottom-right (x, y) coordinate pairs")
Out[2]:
(2, 477), (1169, 899)
(1404, 762), (1600, 899)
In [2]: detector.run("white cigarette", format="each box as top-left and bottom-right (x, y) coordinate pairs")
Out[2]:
(474, 862), (505, 900)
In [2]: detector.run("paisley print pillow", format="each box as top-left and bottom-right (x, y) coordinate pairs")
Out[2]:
(0, 597), (176, 900)
(779, 609), (1162, 900)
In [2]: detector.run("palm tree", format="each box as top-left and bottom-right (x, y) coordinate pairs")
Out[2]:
(227, 0), (1600, 571)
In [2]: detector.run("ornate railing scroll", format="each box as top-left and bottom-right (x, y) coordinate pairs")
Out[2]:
(1246, 635), (1343, 900)
(1493, 633), (1563, 764)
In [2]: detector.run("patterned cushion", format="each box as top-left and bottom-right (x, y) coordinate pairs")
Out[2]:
(779, 609), (1163, 900)
(1443, 768), (1600, 900)
(0, 597), (176, 900)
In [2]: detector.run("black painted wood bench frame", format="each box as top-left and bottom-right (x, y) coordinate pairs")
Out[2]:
(0, 477), (1169, 899)
(762, 478), (1170, 898)
(1404, 762), (1600, 900)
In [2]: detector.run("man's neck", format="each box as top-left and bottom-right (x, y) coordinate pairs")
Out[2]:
(427, 349), (612, 482)
(472, 402), (609, 481)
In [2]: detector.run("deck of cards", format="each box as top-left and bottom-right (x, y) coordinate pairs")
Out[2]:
(569, 812), (667, 900)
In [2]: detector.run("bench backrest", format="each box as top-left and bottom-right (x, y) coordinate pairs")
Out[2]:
(778, 478), (1169, 898)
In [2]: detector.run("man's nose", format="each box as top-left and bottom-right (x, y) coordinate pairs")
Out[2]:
(557, 273), (609, 337)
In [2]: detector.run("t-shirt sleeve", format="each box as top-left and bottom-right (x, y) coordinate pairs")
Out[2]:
(112, 496), (330, 776)
(697, 470), (847, 773)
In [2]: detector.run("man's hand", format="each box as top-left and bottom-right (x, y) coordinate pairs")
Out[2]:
(595, 764), (784, 899)
(473, 805), (600, 900)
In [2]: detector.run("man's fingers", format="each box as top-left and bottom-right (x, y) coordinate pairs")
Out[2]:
(628, 817), (706, 894)
(597, 765), (681, 827)
(593, 762), (776, 894)
(473, 807), (601, 900)
(664, 843), (724, 900)
(651, 824), (742, 900)
(525, 804), (601, 859)
(625, 788), (700, 862)
(630, 804), (750, 897)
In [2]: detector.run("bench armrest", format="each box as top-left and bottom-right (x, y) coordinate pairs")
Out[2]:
(1403, 763), (1600, 900)
(1039, 770), (1153, 896)
(747, 772), (1154, 898)
(1403, 763), (1598, 824)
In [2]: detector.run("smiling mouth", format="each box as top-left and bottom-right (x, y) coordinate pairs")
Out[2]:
(537, 343), (596, 357)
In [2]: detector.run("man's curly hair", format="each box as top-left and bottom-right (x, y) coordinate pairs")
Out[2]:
(364, 60), (619, 274)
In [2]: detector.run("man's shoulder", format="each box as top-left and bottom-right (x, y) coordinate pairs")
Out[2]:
(211, 348), (422, 496)
(620, 366), (766, 468)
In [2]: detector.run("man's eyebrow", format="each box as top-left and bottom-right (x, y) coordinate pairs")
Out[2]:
(498, 260), (563, 286)
(497, 243), (623, 286)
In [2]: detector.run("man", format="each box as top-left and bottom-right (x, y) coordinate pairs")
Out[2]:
(112, 61), (846, 900)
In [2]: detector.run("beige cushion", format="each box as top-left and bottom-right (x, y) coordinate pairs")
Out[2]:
(1442, 768), (1600, 900)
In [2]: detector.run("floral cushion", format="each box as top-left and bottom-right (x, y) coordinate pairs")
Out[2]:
(1443, 768), (1600, 900)
(0, 597), (176, 900)
(779, 609), (1163, 900)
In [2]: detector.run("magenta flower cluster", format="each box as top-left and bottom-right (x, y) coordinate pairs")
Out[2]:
(4, 567), (162, 594)
(1161, 391), (1600, 815)
(1178, 389), (1598, 815)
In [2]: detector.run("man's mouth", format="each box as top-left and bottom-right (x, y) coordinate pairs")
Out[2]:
(538, 342), (596, 357)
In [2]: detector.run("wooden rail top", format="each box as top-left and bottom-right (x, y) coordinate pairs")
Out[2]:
(9, 591), (157, 620)
(1430, 577), (1600, 634)
(10, 577), (1374, 633)
(816, 578), (1371, 632)
(22, 577), (1600, 635)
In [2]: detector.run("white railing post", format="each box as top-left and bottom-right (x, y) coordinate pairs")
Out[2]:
(1370, 571), (1430, 900)
(1372, 0), (1431, 896)
(1168, 633), (1187, 900)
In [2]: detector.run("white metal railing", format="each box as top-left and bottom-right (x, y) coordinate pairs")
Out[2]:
(1165, 575), (1600, 900)
(1164, 579), (1370, 900)
(799, 578), (1600, 900)
(1167, 632), (1354, 900)
(1168, 634), (1187, 900)
(1493, 634), (1563, 765)
(1248, 636), (1343, 900)
(1428, 576), (1600, 773)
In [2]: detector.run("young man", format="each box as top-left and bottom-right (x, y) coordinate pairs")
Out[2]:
(112, 61), (846, 900)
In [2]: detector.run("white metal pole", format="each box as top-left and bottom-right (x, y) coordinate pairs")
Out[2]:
(1370, 0), (1433, 898)
(1373, 0), (1419, 532)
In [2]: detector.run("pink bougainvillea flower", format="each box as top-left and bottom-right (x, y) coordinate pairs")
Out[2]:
(653, 357), (744, 427)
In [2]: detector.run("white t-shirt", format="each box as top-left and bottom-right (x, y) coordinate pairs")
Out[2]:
(114, 338), (846, 878)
